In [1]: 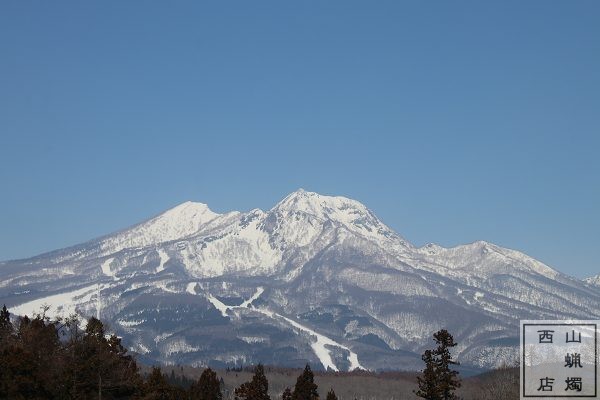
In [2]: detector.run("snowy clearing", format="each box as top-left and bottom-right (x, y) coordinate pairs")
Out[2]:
(101, 257), (118, 280)
(240, 287), (264, 308)
(203, 285), (362, 371)
(186, 282), (198, 295)
(205, 287), (264, 317)
(257, 308), (363, 372)
(11, 284), (98, 321)
(156, 249), (169, 273)
(206, 294), (230, 317)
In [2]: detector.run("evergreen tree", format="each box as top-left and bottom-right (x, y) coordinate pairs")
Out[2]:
(325, 388), (337, 400)
(234, 364), (270, 400)
(415, 350), (439, 400)
(433, 329), (461, 399)
(141, 366), (182, 400)
(415, 329), (461, 400)
(85, 315), (105, 339)
(0, 305), (11, 342)
(292, 364), (319, 400)
(282, 387), (292, 400)
(190, 367), (223, 400)
(16, 313), (62, 398)
(0, 306), (156, 399)
(0, 310), (68, 399)
(65, 316), (141, 398)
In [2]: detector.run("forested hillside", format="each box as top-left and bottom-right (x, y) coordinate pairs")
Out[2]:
(0, 305), (517, 399)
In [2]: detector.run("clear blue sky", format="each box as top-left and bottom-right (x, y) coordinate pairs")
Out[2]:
(1, 2), (598, 278)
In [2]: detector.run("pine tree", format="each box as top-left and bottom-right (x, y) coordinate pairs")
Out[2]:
(433, 329), (461, 400)
(190, 367), (223, 400)
(76, 317), (139, 398)
(292, 364), (319, 400)
(0, 305), (10, 332)
(234, 364), (270, 400)
(16, 313), (62, 398)
(61, 316), (141, 399)
(282, 387), (292, 400)
(0, 308), (150, 399)
(415, 350), (440, 400)
(0, 305), (13, 347)
(325, 388), (337, 400)
(414, 329), (461, 400)
(85, 316), (105, 339)
(0, 345), (42, 398)
(142, 366), (178, 399)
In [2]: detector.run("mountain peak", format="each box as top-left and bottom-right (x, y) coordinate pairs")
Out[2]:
(270, 190), (402, 243)
(274, 189), (368, 215)
(154, 200), (220, 232)
(164, 200), (216, 218)
(141, 200), (220, 238)
(96, 200), (220, 254)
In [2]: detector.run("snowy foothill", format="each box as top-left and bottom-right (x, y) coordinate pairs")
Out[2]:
(10, 284), (98, 322)
(256, 308), (364, 372)
(200, 285), (363, 371)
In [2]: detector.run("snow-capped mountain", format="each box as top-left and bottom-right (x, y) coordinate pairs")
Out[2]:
(1, 189), (598, 372)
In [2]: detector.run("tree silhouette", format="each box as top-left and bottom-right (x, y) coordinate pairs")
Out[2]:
(234, 364), (270, 400)
(292, 364), (319, 400)
(0, 305), (11, 340)
(415, 349), (439, 399)
(190, 367), (223, 400)
(415, 329), (461, 400)
(0, 305), (194, 399)
(325, 388), (337, 400)
(65, 316), (141, 398)
(282, 387), (293, 400)
(14, 312), (62, 398)
(141, 366), (184, 399)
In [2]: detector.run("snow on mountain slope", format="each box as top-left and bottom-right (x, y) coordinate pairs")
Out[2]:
(415, 240), (559, 279)
(257, 307), (364, 372)
(10, 284), (98, 322)
(199, 285), (364, 371)
(97, 201), (219, 255)
(1, 189), (597, 372)
(147, 190), (407, 278)
(180, 209), (283, 277)
(101, 257), (117, 280)
(156, 249), (169, 273)
(585, 274), (600, 287)
(270, 189), (408, 247)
